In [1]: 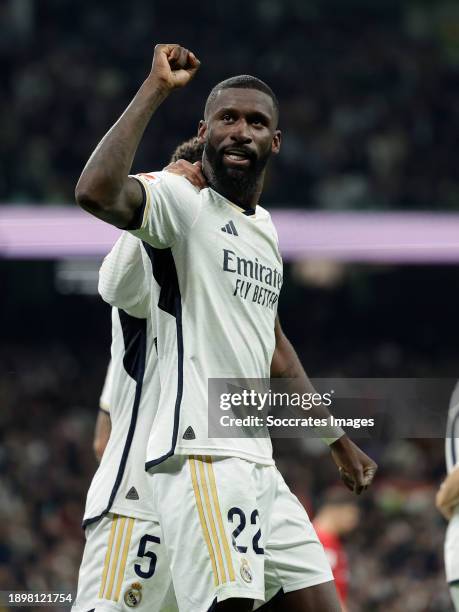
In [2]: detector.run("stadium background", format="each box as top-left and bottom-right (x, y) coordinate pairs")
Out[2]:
(1, 0), (459, 609)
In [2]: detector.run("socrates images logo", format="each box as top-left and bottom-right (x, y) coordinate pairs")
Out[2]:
(240, 558), (253, 583)
(124, 582), (142, 607)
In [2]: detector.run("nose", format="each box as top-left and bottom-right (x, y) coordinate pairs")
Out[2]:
(230, 119), (252, 144)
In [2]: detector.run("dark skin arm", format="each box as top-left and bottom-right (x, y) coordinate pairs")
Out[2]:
(75, 44), (200, 228)
(93, 410), (111, 462)
(436, 467), (459, 520)
(271, 316), (377, 494)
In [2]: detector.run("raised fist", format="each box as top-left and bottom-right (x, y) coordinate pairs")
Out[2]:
(150, 44), (200, 91)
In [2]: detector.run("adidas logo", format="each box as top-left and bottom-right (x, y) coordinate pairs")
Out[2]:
(125, 486), (139, 500)
(183, 426), (196, 440)
(221, 220), (238, 236)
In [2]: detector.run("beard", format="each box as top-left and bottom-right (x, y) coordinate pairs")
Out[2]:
(203, 140), (271, 206)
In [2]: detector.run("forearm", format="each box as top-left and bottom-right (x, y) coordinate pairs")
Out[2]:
(76, 43), (200, 226)
(437, 467), (459, 510)
(99, 233), (148, 311)
(271, 320), (344, 443)
(76, 77), (168, 225)
(271, 336), (324, 411)
(94, 410), (111, 462)
(271, 326), (378, 493)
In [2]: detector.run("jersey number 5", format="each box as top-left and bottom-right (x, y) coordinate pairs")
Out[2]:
(134, 534), (160, 579)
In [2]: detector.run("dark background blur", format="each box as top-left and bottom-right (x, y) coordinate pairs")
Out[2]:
(2, 0), (459, 209)
(1, 0), (459, 610)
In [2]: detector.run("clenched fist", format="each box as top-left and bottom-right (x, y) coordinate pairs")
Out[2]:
(149, 44), (200, 91)
(330, 436), (377, 495)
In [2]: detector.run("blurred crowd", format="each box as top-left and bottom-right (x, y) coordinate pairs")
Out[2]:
(0, 341), (453, 612)
(1, 0), (459, 209)
(2, 0), (459, 610)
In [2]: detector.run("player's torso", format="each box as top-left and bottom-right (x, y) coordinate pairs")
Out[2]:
(146, 189), (283, 466)
(176, 189), (282, 379)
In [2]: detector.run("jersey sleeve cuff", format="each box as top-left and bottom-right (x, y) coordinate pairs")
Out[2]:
(125, 176), (149, 230)
(321, 428), (346, 446)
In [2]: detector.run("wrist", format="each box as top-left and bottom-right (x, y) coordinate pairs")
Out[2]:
(326, 431), (347, 447)
(144, 74), (173, 99)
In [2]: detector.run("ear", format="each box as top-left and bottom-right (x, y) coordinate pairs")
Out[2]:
(197, 120), (207, 142)
(271, 129), (281, 155)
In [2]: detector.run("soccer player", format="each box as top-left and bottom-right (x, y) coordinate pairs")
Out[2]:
(74, 232), (180, 611)
(76, 44), (377, 611)
(313, 489), (360, 611)
(436, 382), (459, 611)
(77, 139), (204, 612)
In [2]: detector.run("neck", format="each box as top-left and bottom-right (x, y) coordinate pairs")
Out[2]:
(203, 157), (264, 211)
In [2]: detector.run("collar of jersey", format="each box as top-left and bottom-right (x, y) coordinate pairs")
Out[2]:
(207, 187), (258, 217)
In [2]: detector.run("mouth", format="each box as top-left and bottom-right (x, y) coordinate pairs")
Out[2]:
(222, 148), (254, 168)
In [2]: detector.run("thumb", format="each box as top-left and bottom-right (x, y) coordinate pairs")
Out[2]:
(363, 465), (376, 486)
(193, 161), (202, 168)
(187, 51), (201, 69)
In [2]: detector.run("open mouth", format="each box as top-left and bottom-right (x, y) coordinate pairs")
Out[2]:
(222, 149), (253, 168)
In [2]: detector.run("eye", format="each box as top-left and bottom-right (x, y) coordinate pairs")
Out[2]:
(222, 113), (234, 123)
(251, 115), (267, 127)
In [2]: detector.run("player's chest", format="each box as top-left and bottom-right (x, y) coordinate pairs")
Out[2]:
(176, 214), (283, 312)
(184, 211), (280, 273)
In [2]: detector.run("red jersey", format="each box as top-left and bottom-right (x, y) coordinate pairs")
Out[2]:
(314, 527), (349, 604)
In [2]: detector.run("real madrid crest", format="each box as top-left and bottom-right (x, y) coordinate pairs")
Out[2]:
(240, 558), (253, 584)
(124, 582), (142, 607)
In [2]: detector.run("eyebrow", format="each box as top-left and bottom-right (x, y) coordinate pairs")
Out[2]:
(216, 106), (272, 124)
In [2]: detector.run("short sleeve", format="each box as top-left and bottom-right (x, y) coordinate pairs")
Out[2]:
(99, 358), (113, 414)
(128, 171), (202, 248)
(98, 232), (150, 318)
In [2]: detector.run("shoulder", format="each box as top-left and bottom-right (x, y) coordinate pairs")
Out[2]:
(256, 205), (281, 244)
(136, 170), (200, 198)
(255, 204), (271, 220)
(256, 205), (277, 232)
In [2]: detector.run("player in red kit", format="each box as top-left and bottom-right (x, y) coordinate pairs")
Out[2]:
(313, 489), (360, 610)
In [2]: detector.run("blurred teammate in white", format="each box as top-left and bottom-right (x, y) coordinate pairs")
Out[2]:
(92, 137), (205, 466)
(75, 139), (204, 612)
(76, 43), (377, 611)
(437, 382), (459, 611)
(73, 232), (181, 612)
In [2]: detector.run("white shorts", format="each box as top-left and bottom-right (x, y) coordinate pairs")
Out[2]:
(72, 513), (177, 612)
(446, 511), (459, 583)
(149, 455), (333, 611)
(261, 469), (334, 602)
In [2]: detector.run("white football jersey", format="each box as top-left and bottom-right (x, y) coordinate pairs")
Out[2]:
(99, 358), (113, 414)
(445, 381), (459, 583)
(446, 382), (459, 474)
(129, 171), (283, 467)
(83, 232), (160, 526)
